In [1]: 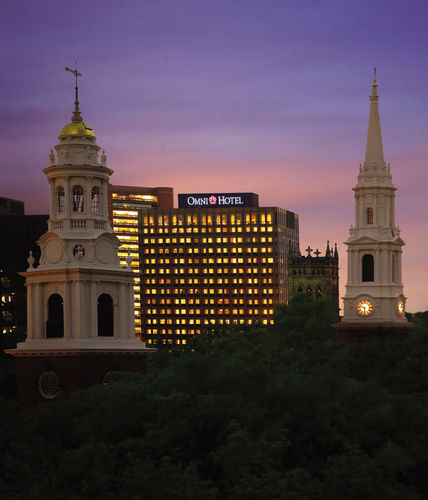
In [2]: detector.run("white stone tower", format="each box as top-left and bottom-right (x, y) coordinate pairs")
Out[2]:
(16, 69), (142, 349)
(335, 70), (412, 339)
(7, 68), (148, 411)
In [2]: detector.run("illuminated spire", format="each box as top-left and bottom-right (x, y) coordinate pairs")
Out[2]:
(65, 62), (82, 123)
(364, 64), (385, 168)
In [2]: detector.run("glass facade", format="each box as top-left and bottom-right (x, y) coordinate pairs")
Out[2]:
(109, 185), (174, 338)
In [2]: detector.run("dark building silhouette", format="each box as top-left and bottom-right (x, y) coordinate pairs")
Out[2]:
(288, 241), (339, 312)
(0, 196), (48, 335)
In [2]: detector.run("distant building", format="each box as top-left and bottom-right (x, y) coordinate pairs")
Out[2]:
(0, 196), (24, 215)
(138, 194), (299, 345)
(288, 242), (339, 312)
(109, 185), (174, 337)
(0, 196), (48, 334)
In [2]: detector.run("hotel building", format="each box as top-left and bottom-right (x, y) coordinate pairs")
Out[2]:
(108, 185), (173, 337)
(138, 193), (299, 345)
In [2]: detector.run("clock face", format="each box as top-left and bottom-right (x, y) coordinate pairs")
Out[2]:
(357, 299), (373, 316)
(397, 300), (405, 317)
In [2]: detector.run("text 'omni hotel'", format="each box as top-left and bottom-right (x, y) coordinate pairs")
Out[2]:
(111, 188), (299, 345)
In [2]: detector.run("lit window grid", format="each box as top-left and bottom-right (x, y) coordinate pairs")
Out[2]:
(112, 210), (141, 335)
(139, 207), (298, 345)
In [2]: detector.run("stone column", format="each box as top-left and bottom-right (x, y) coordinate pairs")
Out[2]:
(397, 250), (403, 285)
(64, 176), (71, 217)
(64, 279), (71, 339)
(74, 279), (81, 338)
(49, 179), (55, 219)
(90, 281), (97, 337)
(375, 249), (380, 283)
(86, 176), (93, 224)
(26, 283), (33, 339)
(129, 282), (135, 338)
(35, 283), (43, 339)
(119, 282), (126, 338)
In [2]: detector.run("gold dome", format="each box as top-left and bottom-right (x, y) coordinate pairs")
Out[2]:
(59, 121), (95, 137)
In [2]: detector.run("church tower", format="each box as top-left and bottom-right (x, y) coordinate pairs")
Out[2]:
(7, 68), (149, 411)
(334, 70), (413, 340)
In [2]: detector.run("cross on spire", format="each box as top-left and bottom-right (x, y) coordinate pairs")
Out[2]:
(65, 61), (83, 123)
(305, 246), (313, 256)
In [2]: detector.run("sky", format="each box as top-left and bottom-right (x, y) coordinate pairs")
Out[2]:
(0, 0), (427, 312)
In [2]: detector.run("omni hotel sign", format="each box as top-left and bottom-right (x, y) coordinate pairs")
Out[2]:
(178, 192), (259, 209)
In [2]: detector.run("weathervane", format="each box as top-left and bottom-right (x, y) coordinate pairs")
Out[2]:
(65, 61), (83, 122)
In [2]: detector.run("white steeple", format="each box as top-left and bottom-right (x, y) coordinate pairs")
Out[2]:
(364, 67), (385, 169)
(14, 70), (146, 351)
(339, 69), (411, 332)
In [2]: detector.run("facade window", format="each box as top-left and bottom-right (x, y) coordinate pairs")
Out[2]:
(57, 186), (65, 213)
(91, 186), (100, 213)
(46, 293), (64, 338)
(367, 207), (373, 224)
(72, 185), (84, 212)
(38, 371), (61, 400)
(98, 293), (114, 336)
(362, 254), (374, 282)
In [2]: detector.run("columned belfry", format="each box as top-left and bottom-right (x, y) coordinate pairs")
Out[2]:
(7, 67), (148, 411)
(334, 70), (413, 340)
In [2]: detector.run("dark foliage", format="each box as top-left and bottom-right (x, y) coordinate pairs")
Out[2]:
(1, 296), (428, 499)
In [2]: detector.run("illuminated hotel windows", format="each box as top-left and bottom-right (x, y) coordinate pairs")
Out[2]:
(138, 205), (299, 345)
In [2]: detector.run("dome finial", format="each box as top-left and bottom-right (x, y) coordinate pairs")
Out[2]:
(65, 61), (83, 123)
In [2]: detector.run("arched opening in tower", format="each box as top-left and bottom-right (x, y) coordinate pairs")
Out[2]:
(46, 294), (64, 338)
(362, 254), (374, 282)
(98, 293), (114, 337)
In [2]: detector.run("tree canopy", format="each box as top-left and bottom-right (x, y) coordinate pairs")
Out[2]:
(1, 295), (428, 499)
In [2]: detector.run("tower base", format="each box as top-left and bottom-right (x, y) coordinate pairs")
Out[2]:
(332, 321), (414, 342)
(6, 348), (152, 413)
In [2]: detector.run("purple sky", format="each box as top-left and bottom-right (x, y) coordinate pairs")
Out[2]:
(1, 0), (427, 312)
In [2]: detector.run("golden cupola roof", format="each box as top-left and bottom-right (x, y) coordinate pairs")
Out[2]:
(59, 121), (95, 137)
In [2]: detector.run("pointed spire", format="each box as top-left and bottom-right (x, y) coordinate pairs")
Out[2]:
(334, 242), (338, 261)
(364, 64), (385, 168)
(65, 62), (83, 123)
(325, 240), (330, 257)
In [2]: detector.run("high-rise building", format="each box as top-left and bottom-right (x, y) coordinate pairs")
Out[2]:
(333, 70), (413, 340)
(288, 241), (339, 312)
(137, 193), (299, 345)
(109, 185), (173, 337)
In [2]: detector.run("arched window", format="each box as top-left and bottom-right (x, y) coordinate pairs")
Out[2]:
(57, 187), (65, 213)
(367, 207), (374, 224)
(98, 294), (113, 336)
(91, 186), (100, 213)
(46, 294), (64, 338)
(362, 254), (374, 282)
(72, 185), (84, 212)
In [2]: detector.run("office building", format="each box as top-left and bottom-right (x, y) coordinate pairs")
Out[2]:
(138, 192), (299, 345)
(109, 185), (174, 337)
